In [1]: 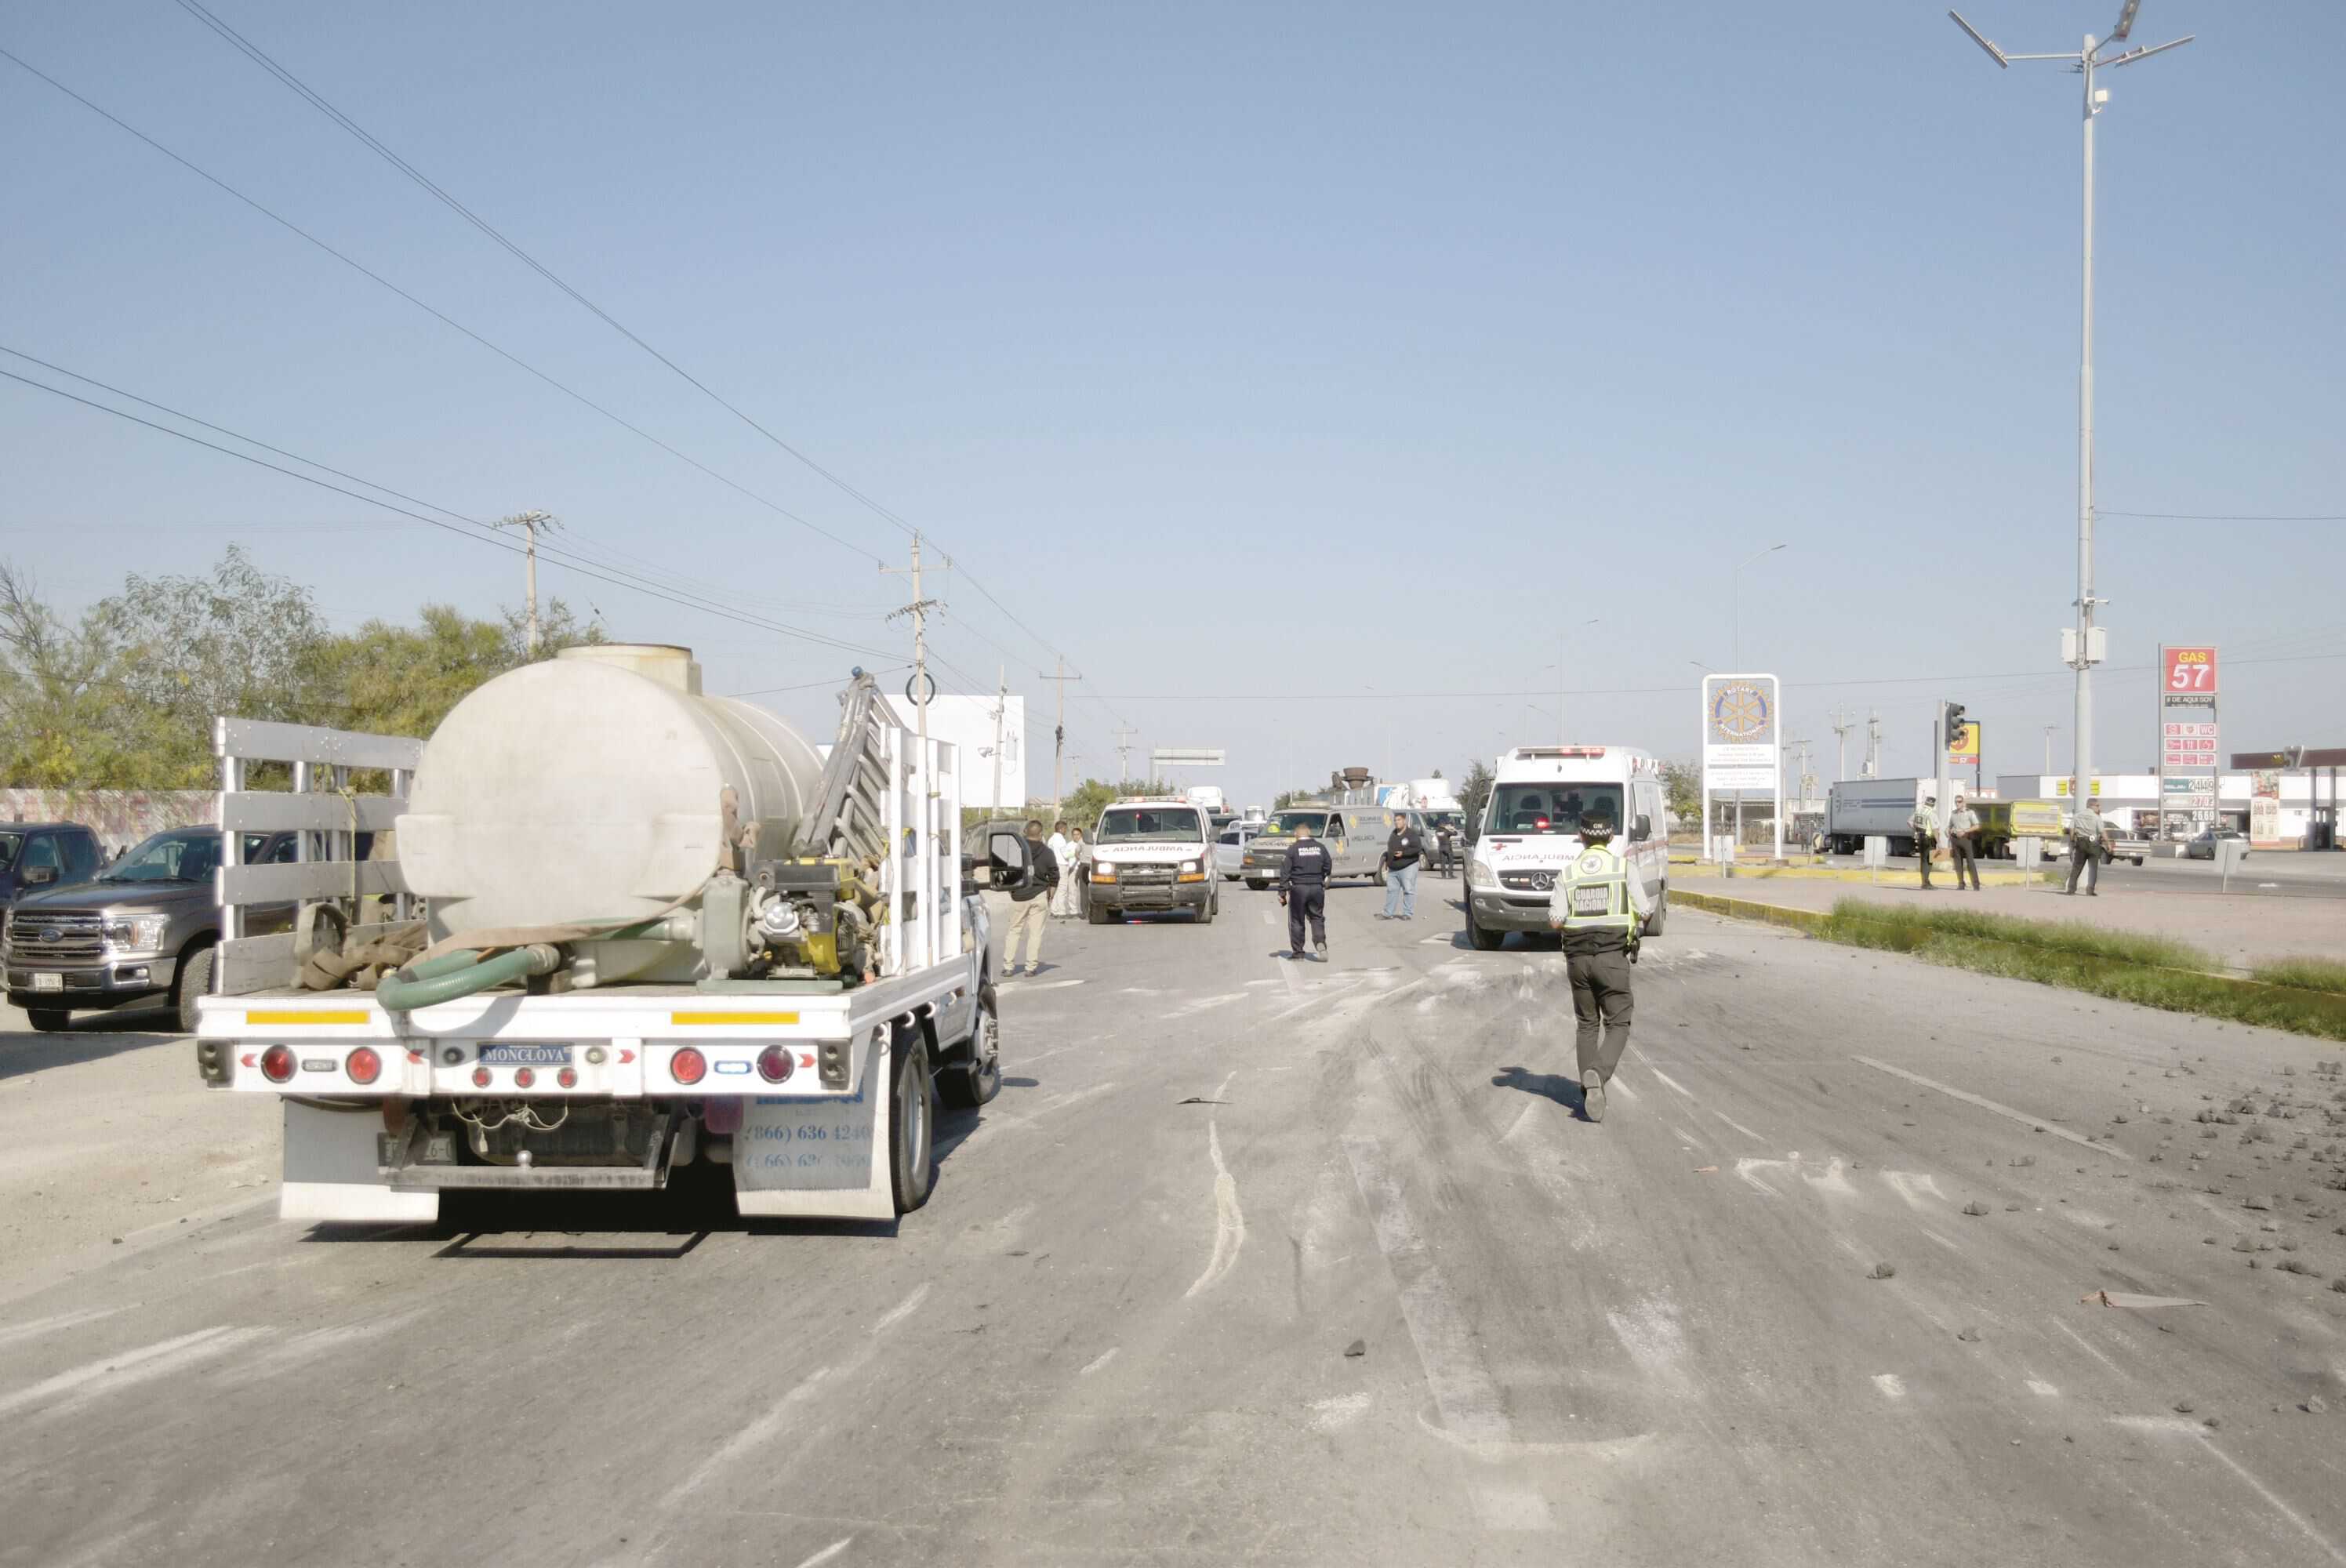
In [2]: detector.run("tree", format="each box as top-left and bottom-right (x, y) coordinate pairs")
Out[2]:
(0, 563), (138, 787)
(301, 597), (605, 742)
(96, 546), (331, 786)
(1053, 776), (1171, 830)
(1662, 760), (1701, 826)
(1457, 760), (1495, 837)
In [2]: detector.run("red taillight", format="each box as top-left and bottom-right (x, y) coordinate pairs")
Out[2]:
(670, 1047), (706, 1086)
(345, 1046), (381, 1086)
(757, 1045), (794, 1083)
(472, 1066), (492, 1089)
(260, 1044), (295, 1083)
(514, 1066), (536, 1089)
(557, 1067), (578, 1090)
(1536, 817), (1552, 830)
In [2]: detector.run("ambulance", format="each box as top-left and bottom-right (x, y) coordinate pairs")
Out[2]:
(1462, 746), (1669, 951)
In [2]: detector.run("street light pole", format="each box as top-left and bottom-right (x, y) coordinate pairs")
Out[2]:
(1950, 4), (2194, 826)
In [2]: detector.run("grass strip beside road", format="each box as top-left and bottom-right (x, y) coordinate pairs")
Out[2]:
(1817, 898), (2346, 1044)
(2252, 956), (2346, 996)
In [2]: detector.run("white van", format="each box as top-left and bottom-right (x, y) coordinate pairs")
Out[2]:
(1463, 746), (1669, 950)
(1088, 798), (1218, 924)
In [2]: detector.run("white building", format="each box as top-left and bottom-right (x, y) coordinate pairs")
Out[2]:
(884, 693), (1027, 809)
(1994, 772), (2341, 847)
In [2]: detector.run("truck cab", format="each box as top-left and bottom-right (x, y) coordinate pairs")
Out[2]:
(1463, 746), (1669, 951)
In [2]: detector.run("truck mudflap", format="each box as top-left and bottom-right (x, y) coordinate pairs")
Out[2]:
(731, 1029), (897, 1221)
(282, 1101), (438, 1225)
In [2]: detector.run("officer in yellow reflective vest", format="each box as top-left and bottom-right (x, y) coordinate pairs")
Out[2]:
(1546, 807), (1655, 1124)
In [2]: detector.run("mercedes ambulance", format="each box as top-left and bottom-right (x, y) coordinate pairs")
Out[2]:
(1462, 746), (1669, 951)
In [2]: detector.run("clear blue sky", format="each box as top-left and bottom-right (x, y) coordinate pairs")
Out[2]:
(4, 2), (2339, 807)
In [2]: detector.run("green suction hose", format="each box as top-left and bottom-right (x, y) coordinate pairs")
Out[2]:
(377, 945), (558, 1012)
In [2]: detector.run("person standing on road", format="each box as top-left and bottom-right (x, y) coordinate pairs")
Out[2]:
(1277, 818), (1334, 961)
(1004, 819), (1060, 976)
(1378, 814), (1425, 920)
(1048, 823), (1086, 918)
(1547, 807), (1653, 1124)
(1947, 793), (1982, 891)
(2065, 801), (2108, 896)
(1909, 795), (1940, 891)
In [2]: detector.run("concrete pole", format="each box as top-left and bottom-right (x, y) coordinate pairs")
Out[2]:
(990, 665), (1005, 812)
(2072, 34), (2100, 826)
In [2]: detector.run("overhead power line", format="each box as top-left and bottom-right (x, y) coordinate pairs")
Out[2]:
(168, 0), (916, 546)
(158, 8), (1086, 693)
(1084, 651), (2346, 702)
(0, 343), (870, 634)
(0, 45), (885, 571)
(0, 361), (899, 662)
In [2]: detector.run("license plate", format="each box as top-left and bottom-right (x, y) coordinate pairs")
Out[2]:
(31, 972), (61, 992)
(480, 1044), (572, 1066)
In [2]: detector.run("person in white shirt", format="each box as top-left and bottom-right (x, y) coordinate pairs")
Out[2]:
(2065, 804), (2107, 896)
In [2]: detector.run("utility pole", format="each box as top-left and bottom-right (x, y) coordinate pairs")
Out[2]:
(883, 532), (941, 755)
(1863, 710), (1882, 781)
(493, 510), (558, 657)
(1113, 724), (1139, 786)
(989, 666), (1007, 811)
(1037, 655), (1081, 818)
(2043, 724), (2060, 775)
(1950, 5), (2194, 830)
(1830, 706), (1854, 783)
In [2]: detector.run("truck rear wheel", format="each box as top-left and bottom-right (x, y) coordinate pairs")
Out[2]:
(940, 985), (1000, 1109)
(889, 1025), (936, 1214)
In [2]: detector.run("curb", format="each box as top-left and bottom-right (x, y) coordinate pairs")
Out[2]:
(1669, 889), (1829, 934)
(1672, 865), (2042, 887)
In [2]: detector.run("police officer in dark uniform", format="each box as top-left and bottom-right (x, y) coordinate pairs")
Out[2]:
(1277, 818), (1335, 960)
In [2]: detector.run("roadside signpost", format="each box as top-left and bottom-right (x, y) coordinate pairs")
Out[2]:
(2156, 644), (2219, 840)
(1700, 673), (1781, 866)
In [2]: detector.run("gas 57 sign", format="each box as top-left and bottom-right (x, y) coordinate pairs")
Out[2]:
(2164, 646), (2217, 692)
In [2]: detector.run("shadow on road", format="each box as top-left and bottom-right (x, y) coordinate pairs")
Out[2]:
(1491, 1063), (1588, 1117)
(0, 1007), (185, 1080)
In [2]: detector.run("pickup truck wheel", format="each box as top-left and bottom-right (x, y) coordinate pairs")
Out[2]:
(1466, 899), (1503, 952)
(172, 944), (215, 1035)
(889, 1025), (937, 1213)
(27, 1007), (71, 1033)
(1245, 880), (1266, 892)
(940, 986), (1000, 1109)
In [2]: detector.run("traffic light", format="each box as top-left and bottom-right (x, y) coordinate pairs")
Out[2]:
(1945, 701), (1966, 733)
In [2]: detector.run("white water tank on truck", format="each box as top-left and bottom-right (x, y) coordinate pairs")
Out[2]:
(397, 644), (829, 940)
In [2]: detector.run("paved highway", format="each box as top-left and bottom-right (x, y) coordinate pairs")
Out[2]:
(4, 882), (2344, 1566)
